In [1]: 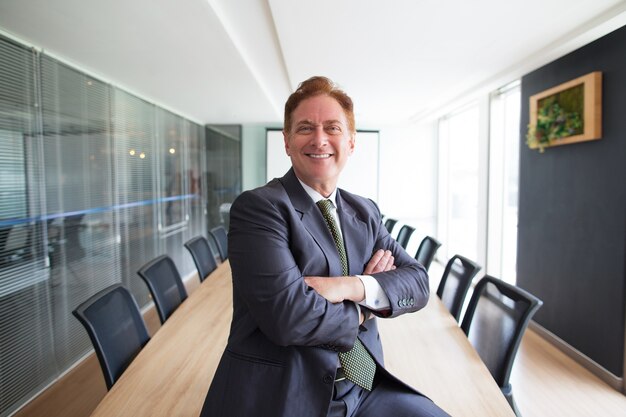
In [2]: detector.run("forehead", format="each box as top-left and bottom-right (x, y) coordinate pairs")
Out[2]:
(291, 95), (348, 125)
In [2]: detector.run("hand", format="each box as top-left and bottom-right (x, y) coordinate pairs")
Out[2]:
(304, 276), (365, 303)
(363, 249), (396, 274)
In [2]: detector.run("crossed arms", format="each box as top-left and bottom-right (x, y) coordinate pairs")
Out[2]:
(228, 189), (428, 350)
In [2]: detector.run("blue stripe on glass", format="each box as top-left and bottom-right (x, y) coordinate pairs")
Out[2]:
(0, 194), (199, 227)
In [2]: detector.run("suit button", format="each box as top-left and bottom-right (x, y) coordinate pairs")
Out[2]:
(323, 374), (333, 384)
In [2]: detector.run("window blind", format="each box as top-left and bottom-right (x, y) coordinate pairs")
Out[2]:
(39, 55), (122, 368)
(186, 121), (207, 261)
(155, 108), (188, 273)
(111, 88), (157, 302)
(0, 33), (242, 416)
(0, 36), (56, 417)
(205, 126), (241, 229)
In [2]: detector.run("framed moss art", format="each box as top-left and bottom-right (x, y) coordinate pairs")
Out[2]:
(526, 71), (602, 152)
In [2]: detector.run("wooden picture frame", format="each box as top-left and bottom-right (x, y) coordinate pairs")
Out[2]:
(528, 71), (602, 151)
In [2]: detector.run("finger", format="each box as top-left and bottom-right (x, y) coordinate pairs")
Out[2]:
(373, 250), (393, 272)
(304, 276), (322, 289)
(364, 249), (385, 274)
(369, 249), (385, 265)
(378, 250), (392, 267)
(384, 255), (395, 271)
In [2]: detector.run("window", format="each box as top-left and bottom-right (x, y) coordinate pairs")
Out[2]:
(0, 36), (53, 417)
(437, 104), (481, 261)
(488, 81), (521, 283)
(158, 108), (186, 231)
(0, 33), (240, 416)
(436, 82), (521, 285)
(206, 126), (242, 229)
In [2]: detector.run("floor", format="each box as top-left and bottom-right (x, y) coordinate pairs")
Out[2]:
(512, 329), (626, 417)
(427, 261), (626, 417)
(16, 261), (626, 417)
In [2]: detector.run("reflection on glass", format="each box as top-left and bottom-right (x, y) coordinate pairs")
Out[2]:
(159, 110), (185, 228)
(205, 126), (241, 231)
(0, 35), (241, 417)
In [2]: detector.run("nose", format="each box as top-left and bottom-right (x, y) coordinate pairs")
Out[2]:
(309, 125), (328, 147)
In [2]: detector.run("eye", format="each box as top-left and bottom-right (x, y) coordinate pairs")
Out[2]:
(296, 125), (313, 133)
(326, 125), (342, 134)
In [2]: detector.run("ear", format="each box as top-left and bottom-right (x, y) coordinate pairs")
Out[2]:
(347, 132), (356, 155)
(283, 130), (291, 156)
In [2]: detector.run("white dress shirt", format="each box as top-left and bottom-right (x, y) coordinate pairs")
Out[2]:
(297, 179), (391, 311)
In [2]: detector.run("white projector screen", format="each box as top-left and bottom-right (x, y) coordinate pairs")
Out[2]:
(266, 129), (379, 203)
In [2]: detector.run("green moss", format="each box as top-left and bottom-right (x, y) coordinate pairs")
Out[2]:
(527, 83), (584, 152)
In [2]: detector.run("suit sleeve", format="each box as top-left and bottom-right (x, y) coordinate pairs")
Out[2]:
(366, 204), (430, 318)
(228, 190), (359, 351)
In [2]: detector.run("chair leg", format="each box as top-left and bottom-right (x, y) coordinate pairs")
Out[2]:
(501, 384), (522, 417)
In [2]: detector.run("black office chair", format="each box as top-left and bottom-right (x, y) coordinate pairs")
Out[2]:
(436, 254), (481, 322)
(394, 225), (415, 250)
(184, 236), (218, 282)
(0, 224), (32, 266)
(72, 284), (150, 390)
(137, 255), (188, 324)
(414, 235), (442, 271)
(383, 218), (398, 234)
(460, 275), (543, 417)
(209, 225), (228, 261)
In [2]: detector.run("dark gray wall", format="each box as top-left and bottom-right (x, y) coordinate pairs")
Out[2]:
(518, 25), (626, 376)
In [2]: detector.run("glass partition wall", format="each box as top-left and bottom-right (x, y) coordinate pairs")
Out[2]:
(0, 34), (240, 416)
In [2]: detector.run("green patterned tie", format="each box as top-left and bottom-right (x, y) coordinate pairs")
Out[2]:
(316, 199), (376, 391)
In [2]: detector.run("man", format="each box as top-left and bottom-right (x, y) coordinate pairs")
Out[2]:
(200, 76), (450, 417)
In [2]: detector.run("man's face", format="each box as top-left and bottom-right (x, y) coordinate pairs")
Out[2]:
(283, 94), (355, 196)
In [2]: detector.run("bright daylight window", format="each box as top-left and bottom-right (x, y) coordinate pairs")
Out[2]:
(488, 81), (521, 283)
(437, 104), (480, 262)
(437, 81), (521, 284)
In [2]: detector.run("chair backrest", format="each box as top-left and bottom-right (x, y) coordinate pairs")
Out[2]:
(209, 226), (228, 261)
(436, 254), (481, 321)
(137, 255), (188, 324)
(1, 224), (31, 265)
(414, 235), (441, 271)
(383, 218), (398, 234)
(72, 284), (150, 390)
(395, 225), (415, 250)
(184, 236), (218, 282)
(460, 275), (543, 392)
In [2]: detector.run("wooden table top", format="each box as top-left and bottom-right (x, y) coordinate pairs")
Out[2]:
(90, 262), (514, 417)
(377, 293), (515, 417)
(90, 261), (232, 417)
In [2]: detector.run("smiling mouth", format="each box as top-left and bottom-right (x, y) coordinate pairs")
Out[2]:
(306, 153), (333, 159)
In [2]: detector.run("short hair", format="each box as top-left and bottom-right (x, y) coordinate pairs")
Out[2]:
(284, 76), (355, 134)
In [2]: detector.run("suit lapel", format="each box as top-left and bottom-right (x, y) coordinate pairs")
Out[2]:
(336, 190), (368, 276)
(279, 169), (343, 277)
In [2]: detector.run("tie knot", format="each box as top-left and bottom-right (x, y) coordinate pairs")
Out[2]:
(316, 199), (334, 215)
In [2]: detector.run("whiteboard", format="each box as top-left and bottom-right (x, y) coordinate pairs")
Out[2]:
(266, 129), (379, 202)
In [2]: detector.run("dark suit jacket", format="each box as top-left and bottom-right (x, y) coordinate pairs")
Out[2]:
(200, 168), (430, 417)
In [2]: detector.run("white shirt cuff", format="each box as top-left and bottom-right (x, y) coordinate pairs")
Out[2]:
(356, 275), (390, 311)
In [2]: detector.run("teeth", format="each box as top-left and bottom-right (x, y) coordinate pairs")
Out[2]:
(308, 154), (331, 159)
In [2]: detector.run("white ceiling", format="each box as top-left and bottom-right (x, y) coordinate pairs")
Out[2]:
(1, 0), (625, 127)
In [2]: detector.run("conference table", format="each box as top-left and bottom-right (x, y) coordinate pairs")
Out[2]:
(90, 261), (515, 417)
